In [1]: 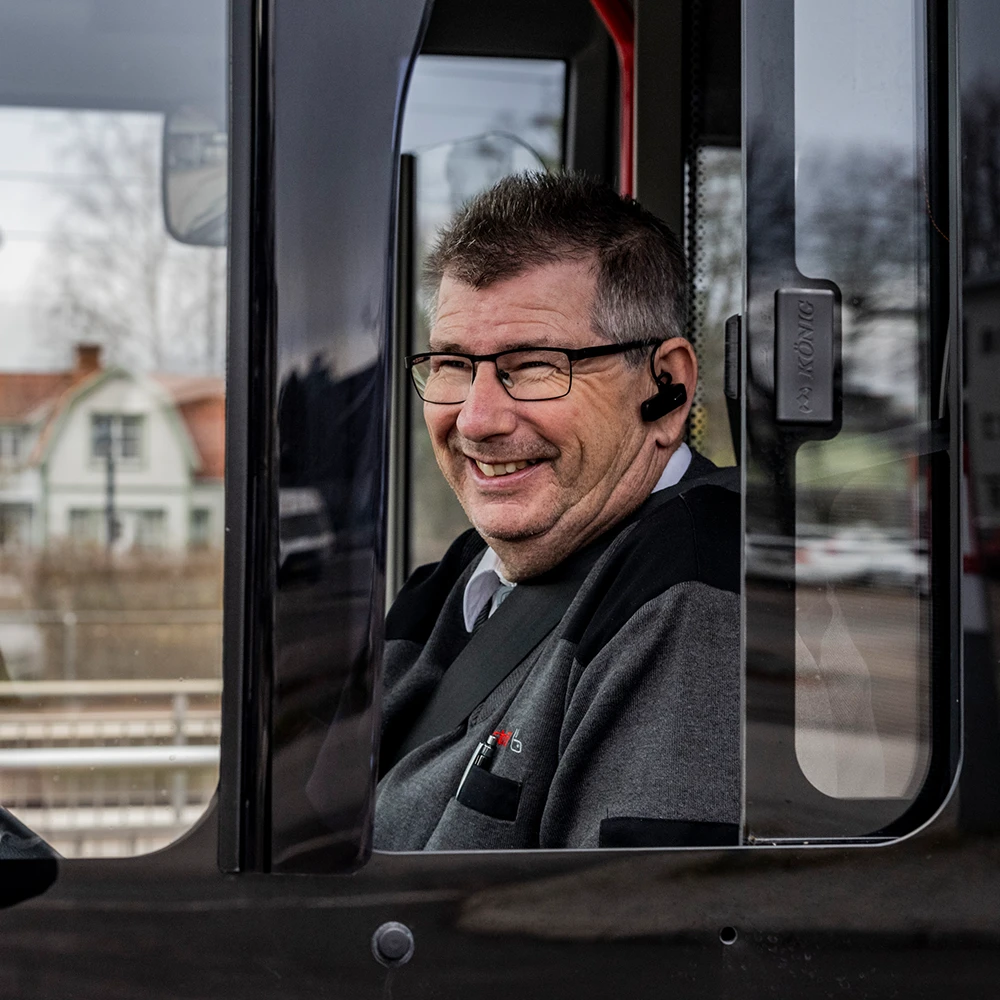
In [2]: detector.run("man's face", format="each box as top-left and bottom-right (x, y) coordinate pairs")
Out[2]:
(424, 260), (671, 579)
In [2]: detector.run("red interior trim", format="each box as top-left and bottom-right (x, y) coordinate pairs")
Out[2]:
(589, 0), (635, 197)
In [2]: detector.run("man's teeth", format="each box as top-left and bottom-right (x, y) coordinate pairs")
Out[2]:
(475, 459), (533, 478)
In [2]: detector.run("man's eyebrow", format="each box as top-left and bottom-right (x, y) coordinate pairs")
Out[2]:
(426, 338), (563, 354)
(425, 340), (464, 353)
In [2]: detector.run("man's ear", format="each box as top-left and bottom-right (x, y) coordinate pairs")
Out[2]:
(645, 337), (698, 448)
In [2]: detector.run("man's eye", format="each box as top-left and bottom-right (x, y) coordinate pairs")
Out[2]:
(509, 360), (556, 372)
(432, 358), (471, 372)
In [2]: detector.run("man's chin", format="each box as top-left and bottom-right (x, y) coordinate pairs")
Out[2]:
(469, 513), (555, 545)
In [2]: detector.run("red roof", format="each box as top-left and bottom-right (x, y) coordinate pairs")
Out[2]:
(172, 393), (226, 480)
(153, 376), (226, 481)
(0, 373), (75, 422)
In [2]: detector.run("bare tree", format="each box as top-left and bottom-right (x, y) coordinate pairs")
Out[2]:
(40, 112), (225, 375)
(792, 143), (925, 415)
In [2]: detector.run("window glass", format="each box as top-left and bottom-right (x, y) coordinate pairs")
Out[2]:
(121, 416), (144, 462)
(189, 508), (211, 549)
(400, 57), (566, 570)
(959, 0), (1000, 834)
(0, 428), (25, 463)
(91, 414), (145, 464)
(688, 145), (741, 467)
(0, 8), (225, 856)
(790, 0), (931, 800)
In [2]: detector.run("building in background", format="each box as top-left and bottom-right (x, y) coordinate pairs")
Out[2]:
(0, 344), (224, 551)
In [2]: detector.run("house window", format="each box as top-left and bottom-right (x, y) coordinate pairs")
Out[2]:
(189, 508), (211, 548)
(91, 414), (144, 464)
(68, 508), (103, 545)
(134, 510), (166, 549)
(0, 426), (24, 464)
(0, 505), (32, 548)
(91, 415), (112, 459)
(120, 415), (143, 461)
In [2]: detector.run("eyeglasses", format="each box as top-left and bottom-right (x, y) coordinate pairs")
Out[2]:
(405, 340), (660, 404)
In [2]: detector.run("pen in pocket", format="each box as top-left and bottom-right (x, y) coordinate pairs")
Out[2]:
(457, 733), (497, 797)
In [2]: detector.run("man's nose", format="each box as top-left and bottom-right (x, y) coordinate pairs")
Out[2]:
(455, 362), (518, 440)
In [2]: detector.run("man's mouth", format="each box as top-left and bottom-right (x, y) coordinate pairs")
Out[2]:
(472, 458), (540, 478)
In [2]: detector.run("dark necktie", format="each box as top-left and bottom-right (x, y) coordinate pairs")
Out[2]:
(471, 599), (491, 634)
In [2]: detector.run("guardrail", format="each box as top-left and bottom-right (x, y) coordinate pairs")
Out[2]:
(0, 745), (220, 767)
(0, 677), (223, 858)
(0, 679), (222, 697)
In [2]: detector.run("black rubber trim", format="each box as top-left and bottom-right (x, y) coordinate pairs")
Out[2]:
(598, 817), (740, 848)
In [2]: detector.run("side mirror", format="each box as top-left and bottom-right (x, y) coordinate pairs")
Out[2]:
(162, 105), (228, 246)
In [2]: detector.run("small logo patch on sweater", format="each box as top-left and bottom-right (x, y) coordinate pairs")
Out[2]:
(493, 728), (522, 753)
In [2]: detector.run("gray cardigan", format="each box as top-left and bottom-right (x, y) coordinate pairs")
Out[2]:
(374, 455), (740, 850)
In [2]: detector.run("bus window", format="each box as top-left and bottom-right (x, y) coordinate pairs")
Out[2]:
(371, 23), (745, 852)
(0, 6), (226, 857)
(744, 0), (956, 839)
(266, 0), (954, 863)
(399, 56), (566, 572)
(687, 145), (740, 470)
(791, 0), (930, 802)
(960, 0), (1000, 832)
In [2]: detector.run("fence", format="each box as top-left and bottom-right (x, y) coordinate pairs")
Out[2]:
(0, 678), (222, 858)
(0, 608), (223, 682)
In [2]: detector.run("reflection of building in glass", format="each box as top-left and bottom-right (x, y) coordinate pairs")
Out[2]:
(0, 344), (224, 551)
(965, 274), (1000, 569)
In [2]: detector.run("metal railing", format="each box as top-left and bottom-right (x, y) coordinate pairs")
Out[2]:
(0, 678), (222, 858)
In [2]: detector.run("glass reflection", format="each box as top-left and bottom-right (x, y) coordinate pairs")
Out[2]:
(791, 0), (931, 798)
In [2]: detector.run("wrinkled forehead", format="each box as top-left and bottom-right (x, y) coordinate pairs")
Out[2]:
(429, 259), (600, 352)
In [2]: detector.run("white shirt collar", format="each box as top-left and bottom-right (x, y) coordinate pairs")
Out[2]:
(461, 442), (692, 631)
(651, 440), (692, 494)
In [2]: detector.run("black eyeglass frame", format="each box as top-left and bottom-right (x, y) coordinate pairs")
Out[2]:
(404, 339), (662, 404)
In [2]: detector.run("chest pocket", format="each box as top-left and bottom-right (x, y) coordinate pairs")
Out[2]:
(457, 765), (522, 821)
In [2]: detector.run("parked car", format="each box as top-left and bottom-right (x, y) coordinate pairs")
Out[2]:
(747, 527), (928, 588)
(278, 488), (335, 584)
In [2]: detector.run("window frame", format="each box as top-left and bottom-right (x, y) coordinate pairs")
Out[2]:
(90, 413), (146, 468)
(741, 0), (961, 844)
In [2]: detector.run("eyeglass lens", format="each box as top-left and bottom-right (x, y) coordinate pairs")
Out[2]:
(411, 350), (572, 403)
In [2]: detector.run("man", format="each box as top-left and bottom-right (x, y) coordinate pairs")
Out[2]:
(375, 173), (739, 850)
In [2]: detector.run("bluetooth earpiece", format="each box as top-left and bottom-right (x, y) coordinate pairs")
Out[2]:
(640, 370), (687, 422)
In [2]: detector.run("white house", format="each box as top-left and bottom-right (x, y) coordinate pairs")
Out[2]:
(0, 345), (224, 552)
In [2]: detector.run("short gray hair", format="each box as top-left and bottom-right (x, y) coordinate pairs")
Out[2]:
(423, 172), (688, 364)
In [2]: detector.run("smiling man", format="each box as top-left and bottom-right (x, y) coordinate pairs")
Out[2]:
(374, 173), (740, 850)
